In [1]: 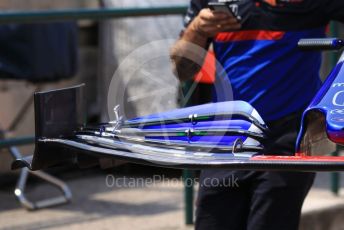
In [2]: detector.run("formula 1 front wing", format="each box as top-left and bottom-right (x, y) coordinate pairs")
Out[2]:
(11, 83), (344, 172)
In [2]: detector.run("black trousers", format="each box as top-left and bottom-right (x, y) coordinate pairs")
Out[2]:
(195, 112), (315, 230)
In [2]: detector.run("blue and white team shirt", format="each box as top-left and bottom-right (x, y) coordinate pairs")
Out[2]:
(183, 0), (344, 121)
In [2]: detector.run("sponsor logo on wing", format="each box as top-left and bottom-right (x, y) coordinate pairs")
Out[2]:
(331, 117), (344, 123)
(332, 90), (344, 106)
(330, 109), (344, 115)
(333, 83), (344, 87)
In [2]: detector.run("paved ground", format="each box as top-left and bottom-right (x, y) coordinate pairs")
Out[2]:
(0, 168), (192, 230)
(1, 168), (344, 230)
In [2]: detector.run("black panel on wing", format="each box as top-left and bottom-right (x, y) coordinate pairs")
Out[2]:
(13, 84), (86, 170)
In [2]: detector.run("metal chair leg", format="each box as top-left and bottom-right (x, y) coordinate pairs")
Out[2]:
(9, 147), (72, 210)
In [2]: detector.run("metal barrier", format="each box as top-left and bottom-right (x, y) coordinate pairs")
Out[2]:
(0, 136), (35, 149)
(0, 5), (188, 24)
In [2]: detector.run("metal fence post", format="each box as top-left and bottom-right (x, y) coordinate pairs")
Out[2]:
(180, 80), (196, 225)
(183, 169), (194, 225)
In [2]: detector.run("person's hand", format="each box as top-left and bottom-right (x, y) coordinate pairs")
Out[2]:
(190, 8), (241, 38)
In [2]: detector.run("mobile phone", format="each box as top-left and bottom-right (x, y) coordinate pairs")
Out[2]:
(208, 2), (241, 22)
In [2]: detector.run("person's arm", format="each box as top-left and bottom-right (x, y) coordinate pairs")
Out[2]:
(170, 8), (240, 82)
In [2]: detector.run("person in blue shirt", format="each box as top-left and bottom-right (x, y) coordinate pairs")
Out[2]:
(170, 1), (344, 229)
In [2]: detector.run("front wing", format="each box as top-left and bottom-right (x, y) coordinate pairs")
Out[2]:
(11, 84), (344, 172)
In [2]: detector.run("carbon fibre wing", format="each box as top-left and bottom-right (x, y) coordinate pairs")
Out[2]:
(13, 136), (344, 172)
(10, 83), (344, 172)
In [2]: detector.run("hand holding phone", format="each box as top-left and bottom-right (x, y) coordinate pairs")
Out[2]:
(208, 2), (241, 23)
(188, 4), (241, 38)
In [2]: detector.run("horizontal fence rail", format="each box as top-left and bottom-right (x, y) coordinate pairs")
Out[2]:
(0, 5), (188, 24)
(0, 136), (35, 149)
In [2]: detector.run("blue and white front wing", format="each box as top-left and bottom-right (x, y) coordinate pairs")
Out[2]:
(296, 53), (344, 155)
